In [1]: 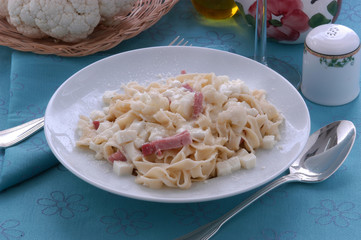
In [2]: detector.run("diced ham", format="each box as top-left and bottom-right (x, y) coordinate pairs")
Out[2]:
(108, 150), (127, 163)
(182, 83), (194, 92)
(141, 130), (192, 156)
(193, 91), (203, 119)
(93, 120), (100, 130)
(141, 144), (157, 156)
(181, 84), (203, 119)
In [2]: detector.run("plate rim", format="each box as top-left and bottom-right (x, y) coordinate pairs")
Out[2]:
(44, 46), (311, 203)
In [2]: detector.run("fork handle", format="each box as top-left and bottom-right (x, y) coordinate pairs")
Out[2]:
(176, 174), (299, 240)
(0, 117), (44, 148)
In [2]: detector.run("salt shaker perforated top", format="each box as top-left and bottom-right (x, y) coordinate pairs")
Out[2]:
(301, 24), (360, 106)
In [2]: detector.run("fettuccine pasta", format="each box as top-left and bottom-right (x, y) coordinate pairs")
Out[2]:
(76, 73), (283, 189)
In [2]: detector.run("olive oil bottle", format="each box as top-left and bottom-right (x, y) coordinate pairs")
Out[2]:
(191, 0), (239, 19)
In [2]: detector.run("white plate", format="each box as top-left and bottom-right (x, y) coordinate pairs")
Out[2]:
(45, 46), (310, 203)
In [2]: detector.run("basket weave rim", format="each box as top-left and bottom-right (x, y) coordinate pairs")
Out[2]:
(0, 0), (179, 56)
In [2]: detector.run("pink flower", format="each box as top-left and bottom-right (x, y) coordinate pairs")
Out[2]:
(249, 0), (310, 41)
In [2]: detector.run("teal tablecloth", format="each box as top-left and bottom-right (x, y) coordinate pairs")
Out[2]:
(1, 0), (361, 239)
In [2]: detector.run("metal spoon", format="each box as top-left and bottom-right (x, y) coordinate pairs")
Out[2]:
(177, 120), (356, 240)
(0, 117), (44, 148)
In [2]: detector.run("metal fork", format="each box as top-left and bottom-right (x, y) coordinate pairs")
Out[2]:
(0, 117), (45, 148)
(0, 36), (191, 148)
(168, 36), (191, 46)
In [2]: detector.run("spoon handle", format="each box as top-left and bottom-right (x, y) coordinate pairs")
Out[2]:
(0, 117), (44, 148)
(176, 174), (299, 240)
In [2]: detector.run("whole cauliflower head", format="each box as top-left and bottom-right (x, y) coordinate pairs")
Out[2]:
(3, 0), (138, 43)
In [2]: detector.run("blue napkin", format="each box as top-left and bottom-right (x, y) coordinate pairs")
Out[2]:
(0, 46), (12, 189)
(0, 52), (107, 191)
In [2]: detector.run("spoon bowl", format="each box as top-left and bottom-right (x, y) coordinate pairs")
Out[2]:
(290, 120), (356, 182)
(178, 120), (356, 240)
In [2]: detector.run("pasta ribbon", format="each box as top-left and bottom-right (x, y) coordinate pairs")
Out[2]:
(76, 73), (283, 189)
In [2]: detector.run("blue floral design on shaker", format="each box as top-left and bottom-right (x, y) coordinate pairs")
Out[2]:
(173, 202), (221, 226)
(0, 219), (24, 240)
(37, 191), (89, 219)
(308, 199), (361, 227)
(100, 208), (153, 236)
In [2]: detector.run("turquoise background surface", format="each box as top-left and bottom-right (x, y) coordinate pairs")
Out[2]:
(1, 0), (361, 239)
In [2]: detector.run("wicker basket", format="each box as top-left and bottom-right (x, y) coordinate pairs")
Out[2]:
(0, 0), (179, 57)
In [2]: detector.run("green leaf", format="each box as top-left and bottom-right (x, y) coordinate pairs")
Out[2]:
(245, 14), (255, 27)
(309, 13), (331, 28)
(327, 1), (338, 16)
(269, 19), (282, 27)
(235, 3), (245, 15)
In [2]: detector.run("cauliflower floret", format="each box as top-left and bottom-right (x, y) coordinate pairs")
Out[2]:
(31, 0), (101, 42)
(7, 0), (46, 38)
(0, 0), (8, 18)
(98, 0), (136, 25)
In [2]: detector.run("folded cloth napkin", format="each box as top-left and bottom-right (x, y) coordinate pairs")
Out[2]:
(0, 46), (13, 188)
(0, 51), (107, 191)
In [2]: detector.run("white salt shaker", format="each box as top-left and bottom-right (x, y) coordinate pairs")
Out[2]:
(301, 24), (360, 106)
